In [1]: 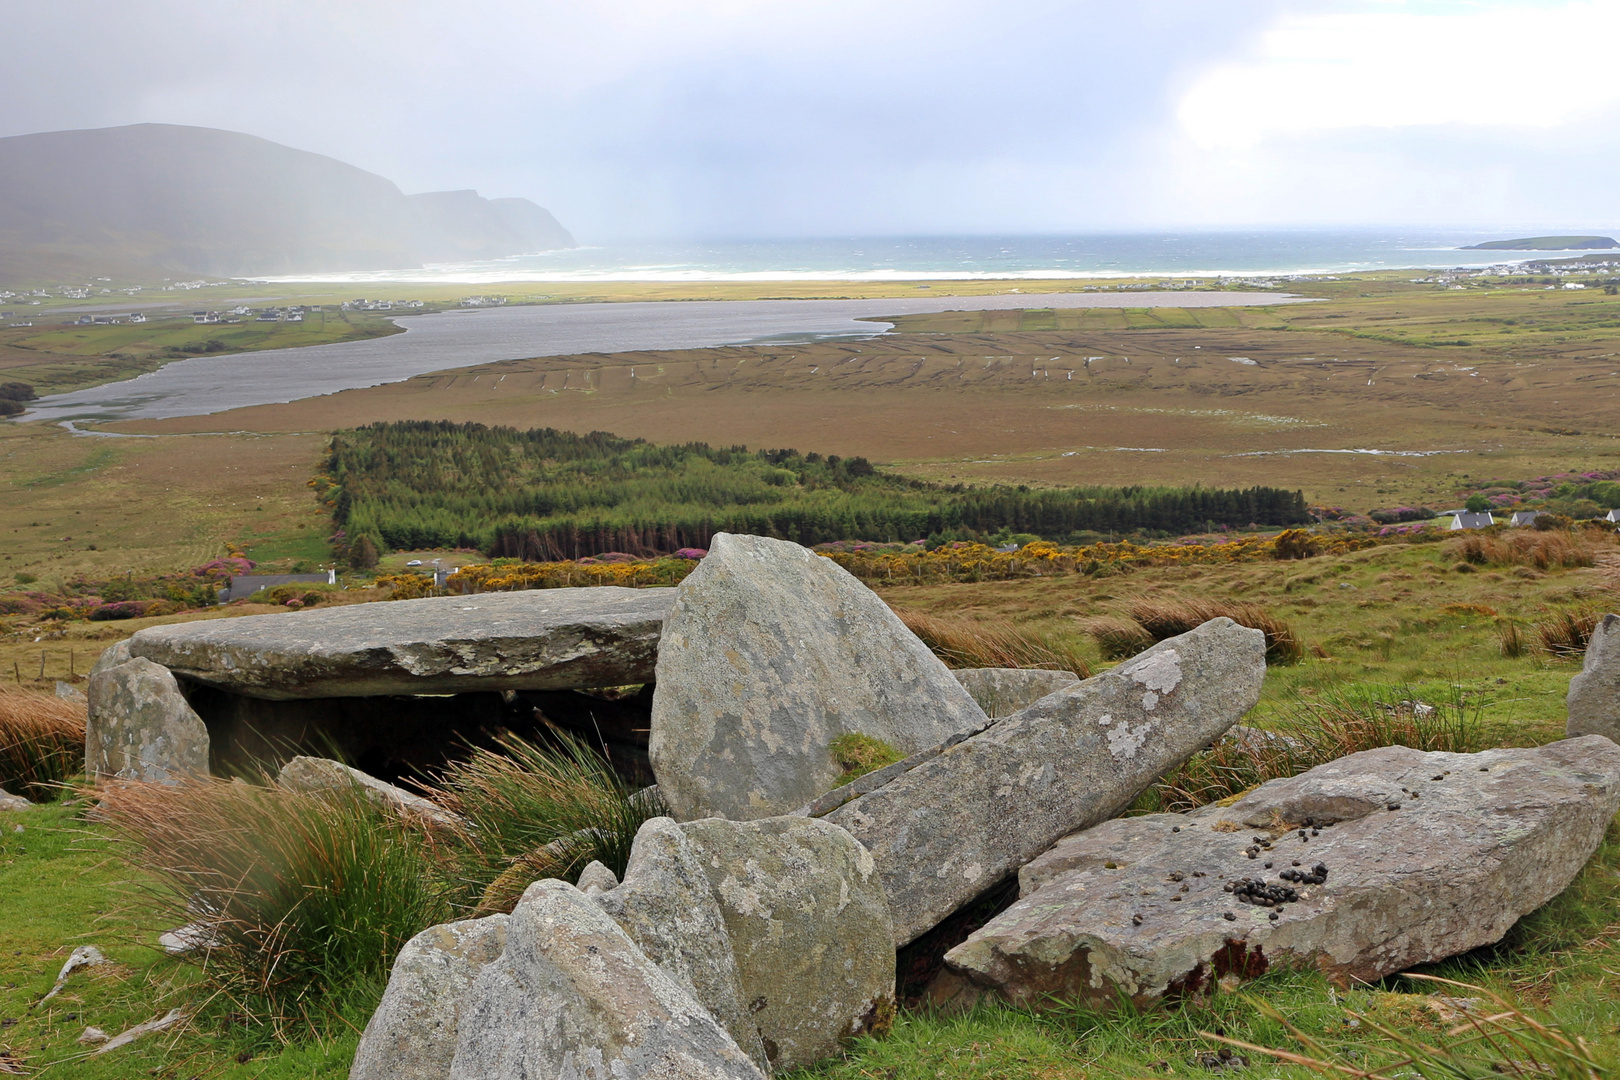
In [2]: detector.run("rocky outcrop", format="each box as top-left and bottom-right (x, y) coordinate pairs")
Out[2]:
(276, 756), (461, 827)
(448, 879), (765, 1080)
(86, 657), (210, 783)
(934, 737), (1620, 1011)
(825, 618), (1266, 944)
(650, 533), (987, 821)
(679, 815), (895, 1071)
(1567, 613), (1620, 743)
(349, 915), (510, 1080)
(595, 818), (767, 1069)
(128, 587), (675, 700)
(952, 667), (1080, 718)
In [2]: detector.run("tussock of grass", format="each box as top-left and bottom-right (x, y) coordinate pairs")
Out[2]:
(90, 777), (456, 1036)
(1080, 615), (1156, 661)
(1498, 618), (1530, 658)
(895, 608), (1091, 676)
(1135, 684), (1486, 814)
(1103, 598), (1304, 665)
(1538, 610), (1601, 658)
(1448, 529), (1596, 571)
(0, 687), (86, 801)
(830, 733), (903, 785)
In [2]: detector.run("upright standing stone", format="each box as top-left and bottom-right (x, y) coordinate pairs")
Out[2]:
(448, 879), (765, 1080)
(826, 618), (1267, 944)
(953, 667), (1081, 718)
(350, 915), (510, 1080)
(650, 533), (987, 821)
(1568, 613), (1620, 743)
(86, 658), (210, 782)
(679, 815), (895, 1071)
(595, 817), (768, 1070)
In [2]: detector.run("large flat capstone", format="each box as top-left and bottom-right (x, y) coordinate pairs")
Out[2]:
(127, 587), (675, 700)
(824, 618), (1267, 945)
(935, 737), (1620, 1011)
(650, 533), (988, 821)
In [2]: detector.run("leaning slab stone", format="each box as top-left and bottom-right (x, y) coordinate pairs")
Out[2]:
(650, 533), (987, 820)
(953, 667), (1081, 718)
(1567, 613), (1620, 743)
(596, 817), (767, 1069)
(448, 879), (764, 1080)
(86, 658), (210, 783)
(351, 915), (509, 1080)
(88, 640), (131, 681)
(826, 618), (1266, 945)
(935, 736), (1620, 1012)
(276, 756), (461, 828)
(679, 815), (895, 1071)
(127, 587), (675, 700)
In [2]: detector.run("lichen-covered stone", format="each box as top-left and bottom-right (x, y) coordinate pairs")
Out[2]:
(0, 788), (32, 811)
(86, 657), (210, 782)
(276, 756), (461, 827)
(448, 879), (764, 1080)
(936, 737), (1620, 1011)
(88, 640), (131, 681)
(350, 915), (509, 1080)
(1567, 613), (1620, 743)
(596, 817), (767, 1069)
(575, 860), (619, 894)
(827, 618), (1266, 944)
(679, 815), (895, 1071)
(650, 533), (987, 821)
(952, 667), (1080, 718)
(128, 587), (674, 700)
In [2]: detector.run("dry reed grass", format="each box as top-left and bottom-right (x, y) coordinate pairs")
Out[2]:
(1124, 598), (1304, 665)
(1448, 530), (1596, 570)
(896, 609), (1091, 677)
(1536, 611), (1601, 658)
(0, 687), (86, 801)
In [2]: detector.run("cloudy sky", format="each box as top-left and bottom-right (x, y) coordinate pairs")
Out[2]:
(4, 0), (1615, 239)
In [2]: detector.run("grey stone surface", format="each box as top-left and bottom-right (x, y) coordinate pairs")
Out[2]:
(936, 737), (1620, 1011)
(276, 756), (461, 827)
(86, 657), (210, 783)
(55, 681), (86, 703)
(596, 817), (767, 1070)
(1567, 613), (1620, 743)
(448, 879), (764, 1080)
(679, 815), (895, 1071)
(649, 533), (987, 821)
(128, 587), (675, 700)
(350, 915), (510, 1080)
(575, 860), (619, 894)
(88, 640), (131, 680)
(0, 787), (32, 811)
(953, 667), (1081, 718)
(827, 618), (1267, 945)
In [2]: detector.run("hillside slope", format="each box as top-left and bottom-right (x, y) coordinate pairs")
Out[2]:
(0, 123), (573, 280)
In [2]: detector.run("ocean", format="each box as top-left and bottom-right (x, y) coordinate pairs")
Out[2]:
(254, 230), (1603, 285)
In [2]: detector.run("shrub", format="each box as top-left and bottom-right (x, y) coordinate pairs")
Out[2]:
(422, 733), (666, 916)
(0, 399), (24, 418)
(1126, 599), (1304, 665)
(894, 609), (1091, 677)
(0, 381), (37, 401)
(1134, 684), (1484, 814)
(88, 599), (148, 621)
(0, 688), (86, 801)
(91, 777), (456, 1032)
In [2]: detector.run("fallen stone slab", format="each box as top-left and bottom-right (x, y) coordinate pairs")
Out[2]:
(86, 658), (210, 783)
(680, 815), (895, 1071)
(351, 915), (510, 1080)
(127, 587), (675, 700)
(825, 618), (1266, 944)
(1567, 612), (1620, 743)
(934, 736), (1620, 1011)
(596, 817), (767, 1069)
(276, 756), (462, 828)
(953, 667), (1080, 718)
(650, 533), (987, 821)
(448, 879), (764, 1080)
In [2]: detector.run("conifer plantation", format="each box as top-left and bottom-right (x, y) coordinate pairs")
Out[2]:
(321, 421), (1309, 560)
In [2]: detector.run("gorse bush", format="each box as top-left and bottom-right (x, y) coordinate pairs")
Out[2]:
(320, 421), (1309, 561)
(895, 608), (1091, 676)
(1134, 684), (1486, 814)
(0, 688), (86, 801)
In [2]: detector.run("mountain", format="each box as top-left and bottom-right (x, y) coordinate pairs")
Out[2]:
(0, 123), (573, 280)
(1463, 235), (1619, 251)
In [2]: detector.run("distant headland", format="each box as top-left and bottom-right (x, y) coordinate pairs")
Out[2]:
(1463, 235), (1619, 251)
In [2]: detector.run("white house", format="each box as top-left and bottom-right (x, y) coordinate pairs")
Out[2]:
(1449, 511), (1495, 530)
(1605, 509), (1620, 524)
(1509, 510), (1542, 527)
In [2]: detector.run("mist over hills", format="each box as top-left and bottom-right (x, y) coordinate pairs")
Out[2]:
(0, 123), (574, 280)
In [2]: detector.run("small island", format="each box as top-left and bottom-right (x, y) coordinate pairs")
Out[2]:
(1464, 235), (1619, 251)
